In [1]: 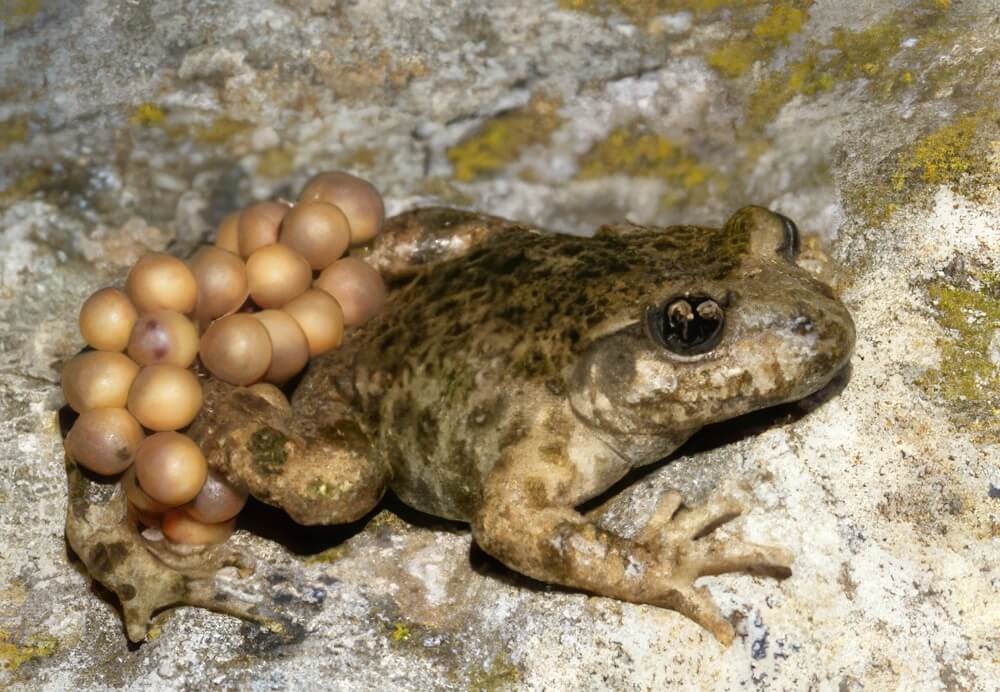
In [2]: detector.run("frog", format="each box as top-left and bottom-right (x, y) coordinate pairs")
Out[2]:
(64, 205), (855, 645)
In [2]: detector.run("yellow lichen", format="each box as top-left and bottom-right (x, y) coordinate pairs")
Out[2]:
(709, 2), (810, 78)
(389, 623), (411, 642)
(0, 116), (28, 152)
(921, 272), (1000, 441)
(447, 95), (562, 181)
(130, 103), (167, 127)
(305, 545), (348, 564)
(0, 630), (58, 672)
(194, 116), (253, 145)
(847, 110), (999, 226)
(0, 0), (41, 25)
(576, 122), (717, 209)
(257, 147), (295, 178)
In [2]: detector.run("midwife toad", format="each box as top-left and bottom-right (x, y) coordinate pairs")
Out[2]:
(66, 206), (855, 644)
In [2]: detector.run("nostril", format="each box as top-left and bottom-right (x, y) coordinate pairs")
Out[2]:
(790, 315), (815, 335)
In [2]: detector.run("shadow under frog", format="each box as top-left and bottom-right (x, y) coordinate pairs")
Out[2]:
(64, 206), (855, 645)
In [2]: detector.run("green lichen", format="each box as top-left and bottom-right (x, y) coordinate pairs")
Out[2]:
(576, 122), (718, 209)
(249, 427), (288, 475)
(467, 652), (523, 692)
(0, 630), (58, 672)
(846, 110), (999, 226)
(709, 2), (810, 78)
(920, 270), (1000, 441)
(389, 623), (411, 642)
(447, 95), (562, 181)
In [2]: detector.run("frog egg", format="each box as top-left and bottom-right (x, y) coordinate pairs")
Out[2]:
(127, 502), (163, 531)
(121, 464), (170, 513)
(298, 171), (385, 245)
(62, 351), (140, 413)
(126, 310), (199, 368)
(199, 313), (273, 386)
(126, 364), (203, 431)
(248, 382), (292, 412)
(314, 257), (387, 327)
(189, 245), (250, 326)
(162, 509), (236, 545)
(282, 289), (344, 356)
(214, 212), (241, 254)
(253, 310), (310, 384)
(184, 468), (248, 524)
(245, 244), (312, 308)
(279, 201), (352, 270)
(126, 253), (198, 315)
(79, 287), (138, 352)
(65, 408), (145, 476)
(134, 431), (208, 506)
(237, 200), (290, 257)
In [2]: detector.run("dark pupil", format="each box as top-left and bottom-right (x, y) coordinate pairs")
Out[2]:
(656, 296), (724, 355)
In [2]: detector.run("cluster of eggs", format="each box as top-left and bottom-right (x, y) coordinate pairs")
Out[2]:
(62, 171), (387, 546)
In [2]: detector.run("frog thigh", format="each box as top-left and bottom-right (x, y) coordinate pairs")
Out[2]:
(363, 207), (531, 280)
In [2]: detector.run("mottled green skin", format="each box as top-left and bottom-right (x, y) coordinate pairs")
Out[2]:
(293, 206), (855, 520)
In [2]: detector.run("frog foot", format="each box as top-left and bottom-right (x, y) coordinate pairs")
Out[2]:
(635, 490), (793, 643)
(65, 463), (305, 643)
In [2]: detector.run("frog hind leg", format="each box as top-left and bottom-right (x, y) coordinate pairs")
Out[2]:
(364, 207), (529, 281)
(471, 450), (793, 645)
(65, 463), (311, 643)
(186, 378), (389, 526)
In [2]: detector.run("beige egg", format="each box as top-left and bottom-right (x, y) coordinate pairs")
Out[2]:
(121, 464), (170, 513)
(279, 201), (352, 270)
(126, 253), (198, 314)
(253, 310), (310, 384)
(184, 468), (248, 524)
(65, 408), (145, 476)
(126, 364), (203, 431)
(127, 310), (199, 368)
(298, 171), (385, 245)
(214, 212), (241, 254)
(79, 287), (138, 352)
(199, 313), (273, 386)
(246, 244), (312, 308)
(62, 351), (140, 413)
(188, 245), (250, 326)
(315, 257), (387, 327)
(282, 289), (344, 356)
(237, 201), (289, 257)
(134, 432), (208, 507)
(162, 509), (236, 545)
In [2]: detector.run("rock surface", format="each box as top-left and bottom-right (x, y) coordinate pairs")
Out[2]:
(1, 0), (997, 689)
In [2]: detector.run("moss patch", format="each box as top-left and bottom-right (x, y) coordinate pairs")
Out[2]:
(0, 629), (58, 672)
(447, 95), (562, 181)
(576, 121), (718, 209)
(249, 427), (288, 475)
(920, 269), (1000, 441)
(708, 2), (810, 78)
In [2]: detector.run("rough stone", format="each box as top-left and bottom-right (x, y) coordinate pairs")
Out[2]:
(1, 0), (997, 689)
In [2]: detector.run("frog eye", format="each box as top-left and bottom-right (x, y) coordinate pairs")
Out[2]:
(647, 296), (725, 356)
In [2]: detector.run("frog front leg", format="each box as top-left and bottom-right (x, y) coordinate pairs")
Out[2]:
(471, 429), (793, 644)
